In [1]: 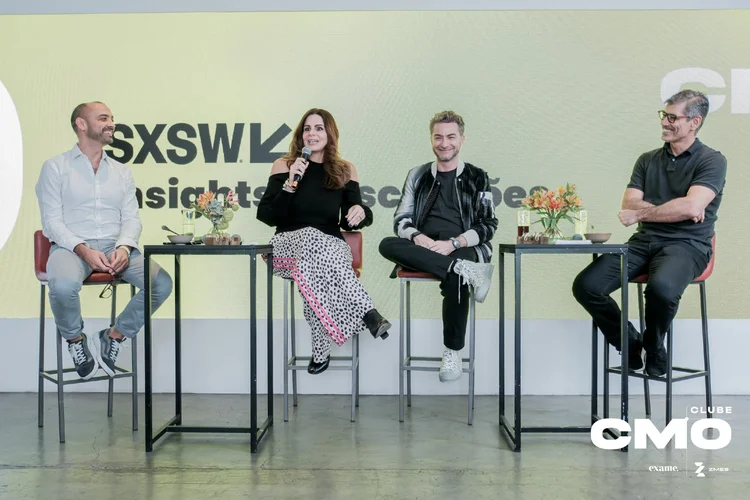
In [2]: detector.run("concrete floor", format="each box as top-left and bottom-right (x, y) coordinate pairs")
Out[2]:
(0, 393), (747, 499)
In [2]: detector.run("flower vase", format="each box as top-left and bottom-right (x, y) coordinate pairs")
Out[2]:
(540, 216), (564, 241)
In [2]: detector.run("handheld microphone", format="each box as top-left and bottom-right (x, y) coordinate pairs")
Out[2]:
(293, 146), (313, 187)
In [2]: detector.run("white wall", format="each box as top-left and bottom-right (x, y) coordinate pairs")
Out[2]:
(4, 317), (748, 396)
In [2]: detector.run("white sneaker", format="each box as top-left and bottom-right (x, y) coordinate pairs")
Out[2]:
(439, 348), (462, 382)
(453, 260), (494, 303)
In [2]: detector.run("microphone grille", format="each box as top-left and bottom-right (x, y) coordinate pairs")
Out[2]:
(302, 146), (312, 156)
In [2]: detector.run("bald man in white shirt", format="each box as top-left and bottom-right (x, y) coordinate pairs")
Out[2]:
(35, 101), (173, 380)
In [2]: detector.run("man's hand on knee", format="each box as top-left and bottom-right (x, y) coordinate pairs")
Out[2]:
(108, 248), (130, 275)
(75, 244), (115, 275)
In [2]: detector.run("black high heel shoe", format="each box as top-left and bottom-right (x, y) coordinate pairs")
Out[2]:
(364, 309), (391, 340)
(307, 357), (330, 375)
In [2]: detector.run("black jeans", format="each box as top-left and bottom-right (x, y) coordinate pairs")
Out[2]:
(572, 237), (709, 353)
(378, 236), (478, 351)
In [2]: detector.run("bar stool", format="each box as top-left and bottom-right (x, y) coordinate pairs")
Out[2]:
(282, 231), (363, 423)
(35, 230), (138, 443)
(397, 268), (476, 425)
(606, 235), (716, 424)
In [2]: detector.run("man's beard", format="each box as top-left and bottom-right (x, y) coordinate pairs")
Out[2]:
(87, 127), (113, 144)
(433, 148), (458, 162)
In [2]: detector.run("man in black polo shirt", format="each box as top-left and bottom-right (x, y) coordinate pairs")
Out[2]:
(573, 89), (727, 377)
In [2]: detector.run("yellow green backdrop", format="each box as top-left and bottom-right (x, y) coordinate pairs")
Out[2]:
(0, 10), (745, 320)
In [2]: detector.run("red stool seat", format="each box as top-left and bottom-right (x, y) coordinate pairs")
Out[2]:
(395, 269), (439, 280)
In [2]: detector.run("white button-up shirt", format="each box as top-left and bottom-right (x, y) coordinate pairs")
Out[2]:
(35, 144), (142, 253)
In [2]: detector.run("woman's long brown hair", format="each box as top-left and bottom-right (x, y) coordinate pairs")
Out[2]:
(282, 108), (350, 190)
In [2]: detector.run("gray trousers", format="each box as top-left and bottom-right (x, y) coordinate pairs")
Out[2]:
(47, 239), (173, 340)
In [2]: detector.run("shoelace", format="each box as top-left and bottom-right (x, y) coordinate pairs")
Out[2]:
(106, 339), (121, 362)
(454, 261), (484, 303)
(68, 341), (87, 365)
(442, 351), (461, 372)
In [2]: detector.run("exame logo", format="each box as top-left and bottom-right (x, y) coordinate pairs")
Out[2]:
(0, 80), (23, 252)
(662, 68), (750, 114)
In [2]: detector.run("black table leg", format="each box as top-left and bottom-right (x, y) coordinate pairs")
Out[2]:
(513, 251), (522, 452)
(144, 253), (153, 452)
(250, 252), (258, 452)
(591, 254), (599, 423)
(175, 255), (182, 425)
(266, 253), (274, 430)
(619, 251), (629, 452)
(498, 253), (505, 419)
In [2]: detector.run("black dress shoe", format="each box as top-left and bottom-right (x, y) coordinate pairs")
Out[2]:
(307, 357), (330, 375)
(645, 345), (668, 377)
(628, 335), (644, 372)
(363, 309), (391, 340)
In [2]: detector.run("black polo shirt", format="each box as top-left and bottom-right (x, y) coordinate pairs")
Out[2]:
(627, 138), (727, 253)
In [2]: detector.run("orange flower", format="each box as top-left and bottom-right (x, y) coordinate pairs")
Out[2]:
(197, 191), (215, 210)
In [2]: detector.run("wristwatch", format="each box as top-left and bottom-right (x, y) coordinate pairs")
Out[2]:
(450, 237), (462, 250)
(410, 231), (422, 242)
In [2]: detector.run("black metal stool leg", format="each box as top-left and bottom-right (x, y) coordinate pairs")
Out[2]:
(107, 285), (117, 418)
(350, 335), (357, 422)
(290, 282), (298, 408)
(399, 279), (405, 423)
(406, 281), (412, 408)
(38, 284), (46, 428)
(637, 283), (651, 417)
(56, 329), (65, 443)
(130, 285), (138, 431)
(666, 323), (674, 424)
(355, 335), (360, 408)
(468, 295), (476, 425)
(283, 280), (289, 422)
(699, 282), (713, 417)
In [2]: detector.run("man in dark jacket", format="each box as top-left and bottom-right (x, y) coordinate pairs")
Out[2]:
(379, 110), (497, 382)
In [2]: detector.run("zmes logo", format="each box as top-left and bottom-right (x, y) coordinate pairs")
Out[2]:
(694, 462), (706, 478)
(0, 80), (23, 252)
(662, 68), (750, 114)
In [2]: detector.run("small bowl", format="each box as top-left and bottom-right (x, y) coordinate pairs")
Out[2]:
(167, 234), (193, 244)
(584, 232), (612, 244)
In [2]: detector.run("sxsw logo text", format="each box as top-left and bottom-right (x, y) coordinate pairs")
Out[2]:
(106, 122), (291, 164)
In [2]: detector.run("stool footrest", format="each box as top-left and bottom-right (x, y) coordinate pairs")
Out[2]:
(287, 355), (359, 372)
(40, 366), (134, 386)
(607, 365), (708, 383)
(404, 356), (471, 363)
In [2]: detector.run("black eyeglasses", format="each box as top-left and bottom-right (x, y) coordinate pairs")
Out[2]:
(99, 282), (114, 299)
(658, 110), (690, 123)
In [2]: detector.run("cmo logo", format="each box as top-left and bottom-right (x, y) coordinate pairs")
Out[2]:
(662, 68), (750, 114)
(0, 80), (23, 252)
(591, 418), (731, 450)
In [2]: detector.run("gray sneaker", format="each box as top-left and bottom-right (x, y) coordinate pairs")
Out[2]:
(453, 260), (494, 303)
(67, 333), (98, 380)
(96, 329), (123, 377)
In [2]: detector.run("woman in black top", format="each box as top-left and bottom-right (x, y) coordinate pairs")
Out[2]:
(257, 108), (391, 374)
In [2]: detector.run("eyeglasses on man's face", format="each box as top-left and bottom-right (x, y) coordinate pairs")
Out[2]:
(658, 110), (691, 123)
